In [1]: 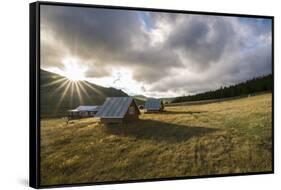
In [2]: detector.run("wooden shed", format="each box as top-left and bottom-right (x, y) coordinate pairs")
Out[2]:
(95, 97), (140, 124)
(68, 105), (99, 120)
(144, 98), (164, 113)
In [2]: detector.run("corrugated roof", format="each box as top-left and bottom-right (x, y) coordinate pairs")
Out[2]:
(144, 99), (163, 110)
(69, 105), (99, 112)
(95, 97), (139, 118)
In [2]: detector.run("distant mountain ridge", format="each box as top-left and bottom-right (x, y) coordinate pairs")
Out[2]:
(133, 95), (175, 104)
(40, 69), (128, 117)
(172, 74), (272, 103)
(133, 95), (150, 101)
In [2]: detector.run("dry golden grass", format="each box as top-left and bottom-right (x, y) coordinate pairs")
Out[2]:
(40, 93), (272, 186)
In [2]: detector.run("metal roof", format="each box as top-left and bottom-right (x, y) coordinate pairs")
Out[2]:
(144, 99), (163, 110)
(95, 97), (139, 118)
(69, 105), (99, 112)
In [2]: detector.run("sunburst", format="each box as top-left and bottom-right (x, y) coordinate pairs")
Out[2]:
(41, 57), (109, 113)
(42, 77), (103, 113)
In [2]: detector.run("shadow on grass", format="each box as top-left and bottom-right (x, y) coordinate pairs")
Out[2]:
(66, 119), (98, 128)
(159, 110), (207, 115)
(103, 119), (218, 143)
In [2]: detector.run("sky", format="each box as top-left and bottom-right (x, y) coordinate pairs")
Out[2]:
(40, 5), (272, 98)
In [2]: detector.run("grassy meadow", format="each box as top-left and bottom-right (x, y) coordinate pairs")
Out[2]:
(40, 93), (272, 186)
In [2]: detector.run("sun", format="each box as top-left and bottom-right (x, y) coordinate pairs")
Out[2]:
(62, 57), (87, 81)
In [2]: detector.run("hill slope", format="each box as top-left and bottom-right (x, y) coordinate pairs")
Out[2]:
(40, 69), (128, 117)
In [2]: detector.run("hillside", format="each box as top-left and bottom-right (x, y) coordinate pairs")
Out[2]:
(172, 74), (272, 103)
(40, 69), (128, 117)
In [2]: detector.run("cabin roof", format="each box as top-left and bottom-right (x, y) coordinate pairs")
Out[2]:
(95, 97), (140, 118)
(69, 105), (99, 112)
(144, 99), (163, 110)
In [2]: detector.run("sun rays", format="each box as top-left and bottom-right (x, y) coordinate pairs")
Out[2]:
(41, 56), (106, 112)
(44, 75), (105, 113)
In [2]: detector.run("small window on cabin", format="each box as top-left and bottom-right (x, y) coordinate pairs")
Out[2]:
(129, 106), (135, 115)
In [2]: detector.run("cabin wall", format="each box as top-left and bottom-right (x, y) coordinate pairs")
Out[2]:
(161, 103), (165, 110)
(100, 118), (123, 124)
(124, 102), (140, 121)
(145, 109), (162, 113)
(124, 110), (139, 121)
(68, 111), (97, 120)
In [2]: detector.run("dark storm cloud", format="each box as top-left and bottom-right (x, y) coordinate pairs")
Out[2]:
(146, 15), (272, 95)
(41, 6), (142, 70)
(41, 5), (182, 81)
(167, 16), (236, 70)
(41, 6), (139, 54)
(41, 5), (272, 96)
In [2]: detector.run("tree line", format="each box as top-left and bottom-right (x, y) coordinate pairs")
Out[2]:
(172, 74), (272, 103)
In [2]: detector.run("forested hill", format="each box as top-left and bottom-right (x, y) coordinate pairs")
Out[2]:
(172, 74), (272, 103)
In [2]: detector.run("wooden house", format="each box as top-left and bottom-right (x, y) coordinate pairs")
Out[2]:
(68, 105), (99, 119)
(144, 98), (164, 113)
(95, 97), (140, 124)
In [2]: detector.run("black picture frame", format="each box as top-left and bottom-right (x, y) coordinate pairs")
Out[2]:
(30, 1), (274, 189)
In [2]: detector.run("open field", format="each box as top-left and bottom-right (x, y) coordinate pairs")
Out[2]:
(40, 93), (272, 186)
